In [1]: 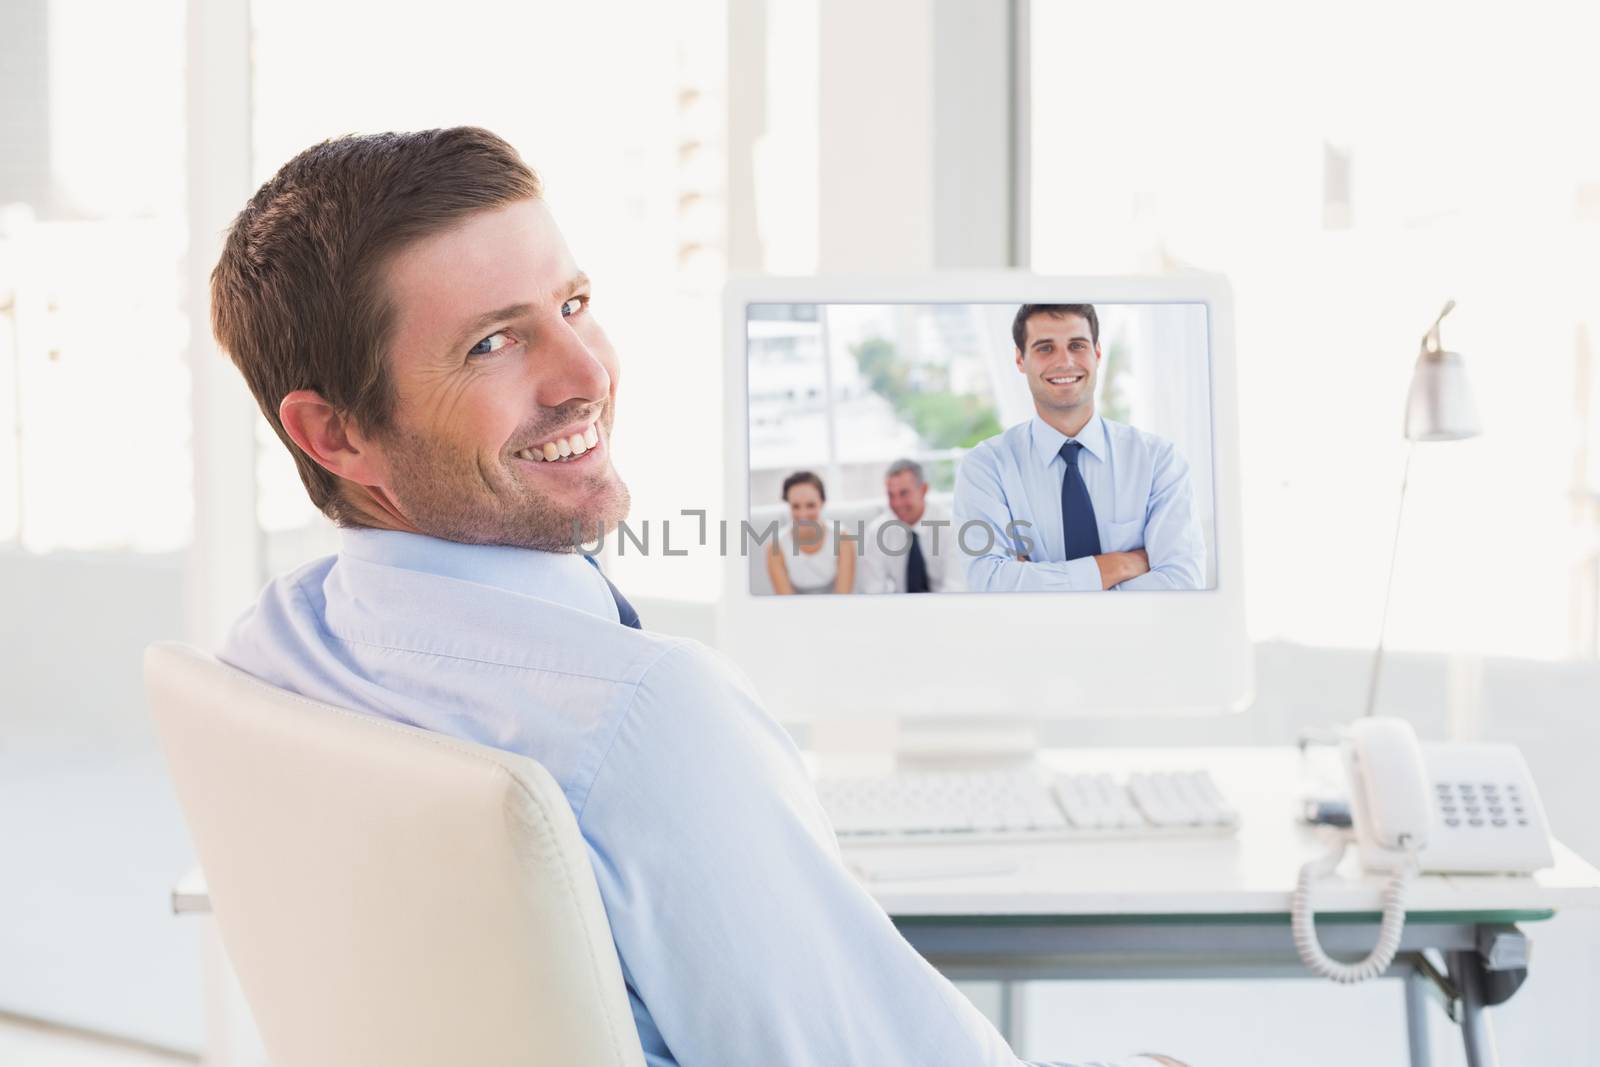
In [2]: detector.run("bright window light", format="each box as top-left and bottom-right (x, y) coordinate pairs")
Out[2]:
(1030, 0), (1600, 661)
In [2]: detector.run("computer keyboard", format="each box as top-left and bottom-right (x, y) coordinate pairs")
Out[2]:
(816, 766), (1239, 842)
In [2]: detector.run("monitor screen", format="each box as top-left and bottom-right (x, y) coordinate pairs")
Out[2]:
(746, 301), (1216, 596)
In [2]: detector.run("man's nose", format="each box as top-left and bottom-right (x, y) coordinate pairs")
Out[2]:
(532, 323), (611, 408)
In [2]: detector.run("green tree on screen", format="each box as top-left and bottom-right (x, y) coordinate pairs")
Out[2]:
(850, 336), (1000, 451)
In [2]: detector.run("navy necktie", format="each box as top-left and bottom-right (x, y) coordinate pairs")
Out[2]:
(583, 555), (642, 629)
(904, 530), (930, 593)
(1058, 440), (1102, 561)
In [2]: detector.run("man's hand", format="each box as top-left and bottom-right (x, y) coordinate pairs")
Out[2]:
(1094, 548), (1149, 589)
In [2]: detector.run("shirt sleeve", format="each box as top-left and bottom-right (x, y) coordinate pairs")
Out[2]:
(952, 446), (1103, 593)
(577, 642), (1134, 1067)
(1114, 442), (1206, 592)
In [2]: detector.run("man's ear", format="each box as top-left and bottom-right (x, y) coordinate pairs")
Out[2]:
(1014, 347), (1025, 373)
(278, 390), (386, 486)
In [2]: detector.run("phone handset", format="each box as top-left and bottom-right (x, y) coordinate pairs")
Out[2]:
(1291, 717), (1429, 983)
(1346, 718), (1433, 859)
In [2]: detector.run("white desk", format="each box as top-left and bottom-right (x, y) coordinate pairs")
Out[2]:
(175, 746), (1600, 1067)
(830, 747), (1600, 1067)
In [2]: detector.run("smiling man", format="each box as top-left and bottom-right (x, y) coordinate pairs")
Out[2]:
(859, 458), (966, 593)
(952, 304), (1206, 592)
(210, 130), (1184, 1067)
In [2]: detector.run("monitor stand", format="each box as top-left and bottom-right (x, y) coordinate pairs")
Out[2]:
(895, 715), (1040, 770)
(807, 715), (1040, 773)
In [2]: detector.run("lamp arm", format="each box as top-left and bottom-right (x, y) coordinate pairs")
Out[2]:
(1364, 440), (1416, 717)
(1422, 299), (1456, 356)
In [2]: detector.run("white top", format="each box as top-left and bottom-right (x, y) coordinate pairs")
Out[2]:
(777, 523), (839, 594)
(858, 505), (967, 594)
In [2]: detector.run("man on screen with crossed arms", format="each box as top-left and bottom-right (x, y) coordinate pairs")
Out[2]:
(953, 303), (1206, 593)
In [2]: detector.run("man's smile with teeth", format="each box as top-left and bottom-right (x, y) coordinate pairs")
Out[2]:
(1045, 372), (1086, 385)
(513, 422), (600, 463)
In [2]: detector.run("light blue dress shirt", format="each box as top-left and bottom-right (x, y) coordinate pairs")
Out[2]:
(217, 529), (1152, 1067)
(952, 413), (1206, 592)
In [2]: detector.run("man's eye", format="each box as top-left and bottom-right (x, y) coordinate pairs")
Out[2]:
(561, 295), (588, 318)
(468, 331), (516, 358)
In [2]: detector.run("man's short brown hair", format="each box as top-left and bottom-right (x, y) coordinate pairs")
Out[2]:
(1011, 303), (1099, 352)
(209, 128), (542, 524)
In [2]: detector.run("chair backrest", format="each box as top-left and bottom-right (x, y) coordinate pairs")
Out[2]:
(145, 642), (645, 1067)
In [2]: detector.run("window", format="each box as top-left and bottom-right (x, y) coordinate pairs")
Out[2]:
(0, 0), (189, 553)
(1029, 0), (1600, 659)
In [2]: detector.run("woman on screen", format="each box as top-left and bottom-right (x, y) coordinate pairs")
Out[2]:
(767, 470), (856, 595)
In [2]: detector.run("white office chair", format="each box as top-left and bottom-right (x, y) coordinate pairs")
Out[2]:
(144, 641), (646, 1067)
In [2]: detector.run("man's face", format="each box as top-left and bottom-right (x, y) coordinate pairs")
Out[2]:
(365, 197), (628, 550)
(1016, 312), (1100, 418)
(885, 470), (927, 526)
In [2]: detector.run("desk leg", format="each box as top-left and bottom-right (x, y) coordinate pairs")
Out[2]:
(998, 981), (1027, 1051)
(1446, 950), (1499, 1067)
(1404, 969), (1431, 1067)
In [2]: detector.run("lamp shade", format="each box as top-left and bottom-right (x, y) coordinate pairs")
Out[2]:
(1404, 349), (1480, 441)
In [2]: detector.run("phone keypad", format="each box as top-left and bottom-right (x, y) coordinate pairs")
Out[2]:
(1434, 781), (1528, 830)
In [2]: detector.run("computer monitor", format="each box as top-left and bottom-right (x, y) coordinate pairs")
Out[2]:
(718, 274), (1251, 723)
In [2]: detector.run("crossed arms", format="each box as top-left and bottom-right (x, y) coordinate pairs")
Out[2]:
(952, 442), (1206, 593)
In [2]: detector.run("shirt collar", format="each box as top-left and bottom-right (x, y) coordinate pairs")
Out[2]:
(1029, 411), (1108, 468)
(338, 528), (619, 623)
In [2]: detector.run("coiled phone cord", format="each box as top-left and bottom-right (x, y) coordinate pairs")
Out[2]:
(1290, 833), (1417, 984)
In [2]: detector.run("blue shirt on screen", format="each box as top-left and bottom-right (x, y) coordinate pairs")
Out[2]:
(952, 413), (1207, 592)
(217, 528), (1152, 1067)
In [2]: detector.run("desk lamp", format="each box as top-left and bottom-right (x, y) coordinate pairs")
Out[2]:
(1362, 300), (1481, 716)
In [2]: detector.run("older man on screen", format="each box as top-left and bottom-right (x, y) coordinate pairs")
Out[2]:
(859, 458), (966, 594)
(953, 303), (1206, 593)
(208, 130), (1185, 1067)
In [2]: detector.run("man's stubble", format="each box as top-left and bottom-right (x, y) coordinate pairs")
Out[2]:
(377, 405), (630, 552)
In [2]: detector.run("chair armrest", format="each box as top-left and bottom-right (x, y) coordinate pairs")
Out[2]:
(172, 865), (212, 916)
